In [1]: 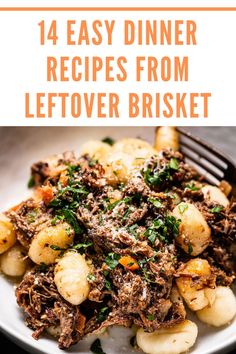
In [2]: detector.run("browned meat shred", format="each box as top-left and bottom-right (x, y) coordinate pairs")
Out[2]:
(15, 267), (86, 349)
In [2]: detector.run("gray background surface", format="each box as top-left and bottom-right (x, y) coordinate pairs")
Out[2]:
(187, 127), (236, 160)
(0, 126), (235, 158)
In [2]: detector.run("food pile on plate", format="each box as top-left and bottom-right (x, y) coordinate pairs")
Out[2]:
(0, 127), (235, 354)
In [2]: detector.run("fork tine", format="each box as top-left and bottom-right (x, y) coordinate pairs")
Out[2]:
(184, 157), (221, 186)
(176, 128), (234, 167)
(181, 146), (224, 179)
(176, 128), (236, 195)
(180, 140), (227, 171)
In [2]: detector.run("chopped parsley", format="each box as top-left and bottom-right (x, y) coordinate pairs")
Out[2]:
(90, 338), (106, 354)
(144, 216), (180, 244)
(105, 279), (111, 290)
(210, 205), (224, 213)
(165, 215), (180, 238)
(185, 182), (200, 191)
(59, 208), (84, 234)
(122, 207), (132, 220)
(87, 274), (96, 282)
(143, 158), (179, 188)
(169, 157), (179, 170)
(57, 185), (88, 198)
(105, 252), (120, 269)
(97, 307), (110, 323)
(51, 208), (84, 234)
(147, 231), (157, 244)
(27, 175), (35, 188)
(142, 268), (156, 283)
(27, 209), (38, 223)
(106, 196), (133, 211)
(147, 314), (155, 321)
(73, 242), (93, 251)
(51, 214), (65, 226)
(148, 198), (162, 208)
(49, 165), (88, 235)
(188, 243), (193, 254)
(65, 227), (72, 236)
(178, 203), (188, 214)
(102, 137), (115, 146)
(38, 262), (48, 272)
(50, 245), (65, 251)
(66, 164), (81, 178)
(128, 223), (139, 237)
(88, 158), (98, 167)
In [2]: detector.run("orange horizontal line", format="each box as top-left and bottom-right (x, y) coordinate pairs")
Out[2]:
(0, 7), (236, 11)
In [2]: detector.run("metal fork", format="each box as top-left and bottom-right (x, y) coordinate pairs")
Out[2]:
(176, 128), (236, 197)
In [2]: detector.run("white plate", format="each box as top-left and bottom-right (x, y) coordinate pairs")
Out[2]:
(0, 127), (235, 354)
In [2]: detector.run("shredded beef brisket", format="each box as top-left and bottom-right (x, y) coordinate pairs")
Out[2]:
(15, 267), (85, 349)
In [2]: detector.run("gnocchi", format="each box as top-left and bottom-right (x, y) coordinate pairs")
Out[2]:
(0, 213), (16, 255)
(202, 185), (229, 207)
(154, 127), (179, 152)
(173, 202), (211, 256)
(0, 243), (29, 277)
(104, 138), (156, 184)
(196, 286), (236, 327)
(136, 320), (198, 354)
(80, 140), (112, 163)
(176, 259), (216, 311)
(104, 151), (131, 184)
(113, 138), (155, 156)
(28, 224), (74, 265)
(54, 251), (90, 305)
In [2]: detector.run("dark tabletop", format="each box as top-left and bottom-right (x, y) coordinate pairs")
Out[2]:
(1, 127), (236, 353)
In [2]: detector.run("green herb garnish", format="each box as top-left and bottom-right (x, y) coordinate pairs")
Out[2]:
(142, 268), (156, 283)
(144, 216), (180, 244)
(105, 279), (111, 290)
(97, 307), (109, 323)
(66, 164), (81, 178)
(90, 338), (106, 354)
(165, 215), (180, 238)
(102, 137), (115, 146)
(27, 209), (38, 223)
(105, 252), (120, 269)
(60, 208), (84, 234)
(148, 198), (162, 208)
(185, 183), (200, 191)
(147, 314), (155, 321)
(143, 158), (179, 188)
(73, 242), (93, 250)
(169, 158), (179, 170)
(50, 245), (65, 251)
(88, 158), (98, 167)
(38, 262), (48, 272)
(27, 176), (35, 188)
(128, 223), (139, 237)
(107, 196), (133, 211)
(178, 203), (188, 214)
(210, 205), (224, 213)
(87, 274), (96, 282)
(51, 214), (65, 226)
(188, 243), (193, 254)
(57, 185), (88, 197)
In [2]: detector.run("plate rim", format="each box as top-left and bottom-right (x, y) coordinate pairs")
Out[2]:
(0, 302), (236, 354)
